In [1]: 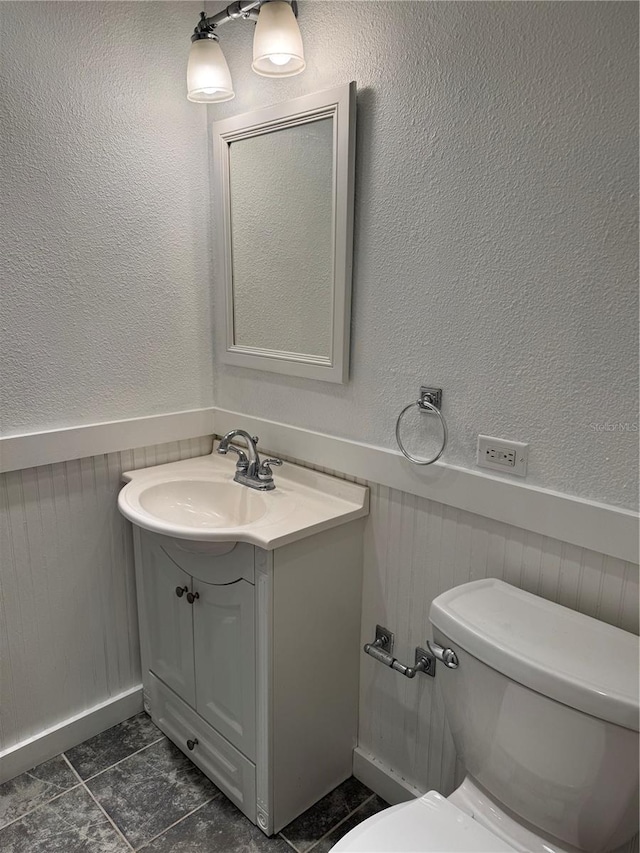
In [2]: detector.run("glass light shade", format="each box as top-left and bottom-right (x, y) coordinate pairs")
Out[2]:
(252, 1), (305, 77)
(187, 37), (234, 102)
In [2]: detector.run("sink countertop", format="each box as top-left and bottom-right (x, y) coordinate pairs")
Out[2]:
(118, 445), (369, 550)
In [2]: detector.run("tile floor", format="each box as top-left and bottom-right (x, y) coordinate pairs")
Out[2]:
(0, 713), (387, 852)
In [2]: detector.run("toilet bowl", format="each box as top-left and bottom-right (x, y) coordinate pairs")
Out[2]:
(330, 789), (516, 852)
(332, 579), (639, 853)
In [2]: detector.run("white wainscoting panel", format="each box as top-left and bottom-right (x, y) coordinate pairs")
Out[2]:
(357, 481), (639, 796)
(0, 435), (213, 761)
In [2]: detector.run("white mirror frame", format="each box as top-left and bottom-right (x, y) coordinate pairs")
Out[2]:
(212, 82), (356, 383)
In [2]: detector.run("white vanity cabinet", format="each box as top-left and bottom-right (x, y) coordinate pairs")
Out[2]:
(132, 520), (364, 836)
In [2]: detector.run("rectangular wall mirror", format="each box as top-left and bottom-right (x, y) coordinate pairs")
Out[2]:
(212, 82), (356, 383)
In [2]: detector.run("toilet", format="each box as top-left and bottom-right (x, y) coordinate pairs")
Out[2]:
(332, 579), (639, 853)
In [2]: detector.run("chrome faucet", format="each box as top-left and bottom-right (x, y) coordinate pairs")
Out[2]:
(217, 429), (282, 491)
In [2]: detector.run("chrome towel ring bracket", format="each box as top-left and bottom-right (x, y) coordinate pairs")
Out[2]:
(395, 386), (448, 466)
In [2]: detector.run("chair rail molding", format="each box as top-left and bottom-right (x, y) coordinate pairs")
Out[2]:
(212, 408), (639, 565)
(0, 408), (216, 473)
(0, 405), (636, 563)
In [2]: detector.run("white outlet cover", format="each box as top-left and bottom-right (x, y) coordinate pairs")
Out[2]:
(477, 435), (529, 477)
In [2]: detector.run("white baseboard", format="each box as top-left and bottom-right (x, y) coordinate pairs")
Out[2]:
(353, 747), (423, 805)
(0, 685), (143, 784)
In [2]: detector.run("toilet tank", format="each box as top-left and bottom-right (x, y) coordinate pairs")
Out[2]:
(429, 579), (639, 853)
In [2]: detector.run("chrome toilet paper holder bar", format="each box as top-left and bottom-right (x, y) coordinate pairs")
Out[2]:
(363, 625), (436, 679)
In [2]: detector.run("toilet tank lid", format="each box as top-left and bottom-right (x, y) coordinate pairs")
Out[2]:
(429, 579), (639, 731)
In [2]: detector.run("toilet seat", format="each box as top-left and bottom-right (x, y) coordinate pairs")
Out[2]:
(329, 791), (515, 852)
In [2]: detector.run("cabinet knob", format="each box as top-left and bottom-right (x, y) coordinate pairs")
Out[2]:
(186, 738), (198, 751)
(187, 591), (200, 604)
(175, 585), (188, 598)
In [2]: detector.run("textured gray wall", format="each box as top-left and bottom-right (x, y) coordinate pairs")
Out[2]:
(1, 2), (214, 434)
(209, 1), (639, 510)
(1, 2), (637, 510)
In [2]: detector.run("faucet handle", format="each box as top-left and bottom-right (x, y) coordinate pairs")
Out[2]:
(258, 458), (283, 480)
(252, 436), (259, 445)
(219, 443), (249, 466)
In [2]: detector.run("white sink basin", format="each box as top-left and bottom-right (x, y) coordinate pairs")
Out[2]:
(138, 481), (269, 529)
(118, 443), (369, 549)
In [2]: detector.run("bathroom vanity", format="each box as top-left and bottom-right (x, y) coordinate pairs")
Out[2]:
(119, 448), (368, 835)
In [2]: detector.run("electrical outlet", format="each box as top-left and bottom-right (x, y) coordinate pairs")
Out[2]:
(485, 446), (516, 467)
(477, 435), (528, 476)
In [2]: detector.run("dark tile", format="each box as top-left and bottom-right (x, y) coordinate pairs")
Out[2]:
(309, 795), (388, 853)
(86, 738), (218, 849)
(0, 755), (79, 827)
(0, 785), (130, 853)
(140, 795), (292, 852)
(280, 777), (374, 853)
(65, 712), (162, 780)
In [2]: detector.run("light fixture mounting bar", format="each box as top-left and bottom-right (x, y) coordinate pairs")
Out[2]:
(206, 1), (261, 28)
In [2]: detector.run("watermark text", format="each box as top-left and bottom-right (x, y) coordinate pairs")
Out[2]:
(589, 422), (638, 432)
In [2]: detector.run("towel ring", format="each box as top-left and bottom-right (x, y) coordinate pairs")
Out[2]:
(395, 392), (448, 466)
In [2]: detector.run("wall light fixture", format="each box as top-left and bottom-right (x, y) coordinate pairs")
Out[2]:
(187, 1), (304, 103)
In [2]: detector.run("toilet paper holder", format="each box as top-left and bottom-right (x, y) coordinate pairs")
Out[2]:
(363, 625), (436, 679)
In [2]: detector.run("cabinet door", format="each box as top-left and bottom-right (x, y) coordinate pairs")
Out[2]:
(141, 541), (195, 706)
(193, 579), (256, 760)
